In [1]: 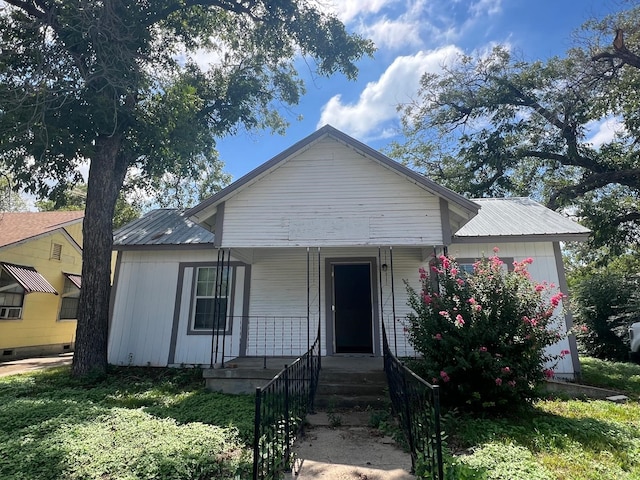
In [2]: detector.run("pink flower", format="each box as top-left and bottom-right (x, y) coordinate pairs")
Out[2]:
(434, 333), (442, 340)
(524, 257), (533, 264)
(479, 346), (488, 352)
(550, 292), (566, 307)
(450, 268), (458, 276)
(473, 304), (482, 312)
(493, 246), (500, 253)
(455, 314), (465, 327)
(501, 366), (511, 373)
(543, 369), (554, 379)
(580, 325), (588, 333)
(456, 278), (465, 286)
(431, 266), (441, 274)
(535, 284), (544, 292)
(507, 380), (516, 387)
(560, 349), (570, 357)
(439, 311), (450, 319)
(495, 378), (502, 386)
(440, 371), (450, 382)
(422, 293), (432, 304)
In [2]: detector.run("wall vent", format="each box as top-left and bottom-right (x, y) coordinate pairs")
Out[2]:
(51, 243), (63, 261)
(2, 350), (13, 356)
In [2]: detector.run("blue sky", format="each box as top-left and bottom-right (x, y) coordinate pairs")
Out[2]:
(213, 0), (623, 182)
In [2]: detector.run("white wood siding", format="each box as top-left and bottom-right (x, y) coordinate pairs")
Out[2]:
(448, 242), (575, 376)
(221, 137), (444, 247)
(108, 249), (240, 367)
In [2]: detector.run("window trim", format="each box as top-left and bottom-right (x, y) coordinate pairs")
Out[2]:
(58, 276), (80, 321)
(0, 268), (25, 320)
(187, 265), (235, 335)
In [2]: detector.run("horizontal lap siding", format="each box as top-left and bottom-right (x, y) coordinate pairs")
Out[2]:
(222, 138), (443, 247)
(108, 249), (219, 366)
(448, 241), (575, 376)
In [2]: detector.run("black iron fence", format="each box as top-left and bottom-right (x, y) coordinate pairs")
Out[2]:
(382, 321), (444, 479)
(252, 333), (321, 480)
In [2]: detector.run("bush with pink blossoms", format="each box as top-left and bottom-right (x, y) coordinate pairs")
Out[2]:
(405, 252), (565, 411)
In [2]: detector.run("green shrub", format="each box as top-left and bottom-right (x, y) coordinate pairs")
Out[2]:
(572, 272), (637, 361)
(405, 252), (565, 411)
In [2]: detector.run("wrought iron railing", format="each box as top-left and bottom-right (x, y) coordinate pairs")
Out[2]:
(382, 321), (444, 479)
(245, 315), (319, 357)
(252, 332), (321, 480)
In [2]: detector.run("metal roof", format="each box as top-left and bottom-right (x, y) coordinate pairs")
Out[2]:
(453, 198), (591, 242)
(63, 272), (82, 289)
(186, 125), (479, 221)
(1, 262), (58, 294)
(113, 209), (215, 248)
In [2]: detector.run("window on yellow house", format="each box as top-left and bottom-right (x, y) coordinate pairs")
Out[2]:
(59, 277), (80, 320)
(0, 268), (24, 319)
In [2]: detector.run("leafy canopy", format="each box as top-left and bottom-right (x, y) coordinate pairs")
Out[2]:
(391, 6), (640, 257)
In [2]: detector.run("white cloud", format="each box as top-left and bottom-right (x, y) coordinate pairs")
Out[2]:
(586, 117), (625, 148)
(317, 45), (462, 139)
(360, 16), (422, 50)
(469, 0), (503, 18)
(328, 0), (398, 24)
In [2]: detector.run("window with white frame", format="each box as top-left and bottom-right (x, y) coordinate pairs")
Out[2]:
(0, 267), (24, 319)
(59, 277), (80, 320)
(192, 266), (231, 331)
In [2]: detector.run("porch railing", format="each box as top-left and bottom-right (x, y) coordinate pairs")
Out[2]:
(382, 321), (444, 479)
(252, 330), (321, 480)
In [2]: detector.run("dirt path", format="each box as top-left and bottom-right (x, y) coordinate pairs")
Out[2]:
(0, 353), (73, 377)
(292, 411), (415, 480)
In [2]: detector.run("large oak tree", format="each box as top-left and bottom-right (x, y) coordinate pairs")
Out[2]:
(0, 0), (373, 375)
(391, 6), (640, 258)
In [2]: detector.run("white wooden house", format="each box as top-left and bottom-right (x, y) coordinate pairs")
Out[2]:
(108, 125), (590, 378)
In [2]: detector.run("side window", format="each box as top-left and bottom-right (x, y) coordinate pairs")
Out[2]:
(191, 266), (231, 332)
(0, 268), (24, 319)
(59, 277), (80, 320)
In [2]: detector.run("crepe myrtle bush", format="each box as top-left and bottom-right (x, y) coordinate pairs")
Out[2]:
(405, 249), (567, 411)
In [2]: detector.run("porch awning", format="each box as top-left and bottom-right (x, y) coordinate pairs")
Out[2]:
(1, 262), (58, 295)
(63, 272), (82, 289)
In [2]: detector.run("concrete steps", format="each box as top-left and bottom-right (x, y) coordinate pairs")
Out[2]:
(314, 359), (388, 409)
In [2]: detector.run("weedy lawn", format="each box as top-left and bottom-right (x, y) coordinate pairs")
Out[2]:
(444, 357), (640, 479)
(0, 366), (254, 480)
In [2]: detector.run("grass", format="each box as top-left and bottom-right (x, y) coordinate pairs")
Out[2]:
(0, 366), (255, 480)
(441, 357), (640, 480)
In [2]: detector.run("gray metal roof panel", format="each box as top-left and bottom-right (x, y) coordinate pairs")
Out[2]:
(454, 198), (591, 239)
(1, 262), (58, 294)
(113, 209), (215, 247)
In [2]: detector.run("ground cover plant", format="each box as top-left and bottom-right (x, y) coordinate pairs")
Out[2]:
(432, 358), (640, 480)
(0, 366), (254, 480)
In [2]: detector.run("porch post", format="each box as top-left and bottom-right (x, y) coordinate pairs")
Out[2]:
(390, 246), (398, 357)
(317, 247), (321, 367)
(307, 247), (310, 353)
(378, 247), (385, 354)
(210, 248), (222, 368)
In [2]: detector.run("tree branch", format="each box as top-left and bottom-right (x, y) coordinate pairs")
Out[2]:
(548, 168), (640, 208)
(520, 150), (607, 173)
(147, 0), (260, 25)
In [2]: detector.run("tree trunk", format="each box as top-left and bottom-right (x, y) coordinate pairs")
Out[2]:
(72, 135), (128, 377)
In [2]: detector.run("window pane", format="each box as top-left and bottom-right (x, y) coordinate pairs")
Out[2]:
(196, 267), (229, 296)
(193, 298), (228, 330)
(0, 292), (23, 307)
(60, 297), (79, 319)
(63, 278), (80, 296)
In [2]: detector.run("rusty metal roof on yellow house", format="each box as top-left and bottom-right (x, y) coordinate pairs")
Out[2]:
(0, 211), (84, 248)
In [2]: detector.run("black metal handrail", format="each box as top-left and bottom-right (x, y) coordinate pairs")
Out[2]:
(382, 321), (444, 479)
(252, 332), (321, 480)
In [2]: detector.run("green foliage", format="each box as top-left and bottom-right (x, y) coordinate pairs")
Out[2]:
(0, 173), (27, 212)
(391, 5), (640, 258)
(580, 356), (640, 396)
(572, 270), (637, 361)
(0, 366), (255, 479)
(405, 252), (566, 411)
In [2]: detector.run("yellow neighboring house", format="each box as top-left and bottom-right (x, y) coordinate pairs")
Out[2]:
(0, 211), (84, 360)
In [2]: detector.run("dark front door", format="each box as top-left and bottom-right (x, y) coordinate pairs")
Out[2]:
(333, 264), (373, 354)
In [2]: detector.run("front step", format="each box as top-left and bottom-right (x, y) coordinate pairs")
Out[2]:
(314, 361), (388, 409)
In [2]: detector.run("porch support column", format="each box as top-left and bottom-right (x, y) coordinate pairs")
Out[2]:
(378, 247), (385, 352)
(390, 246), (398, 357)
(317, 247), (321, 366)
(307, 247), (310, 353)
